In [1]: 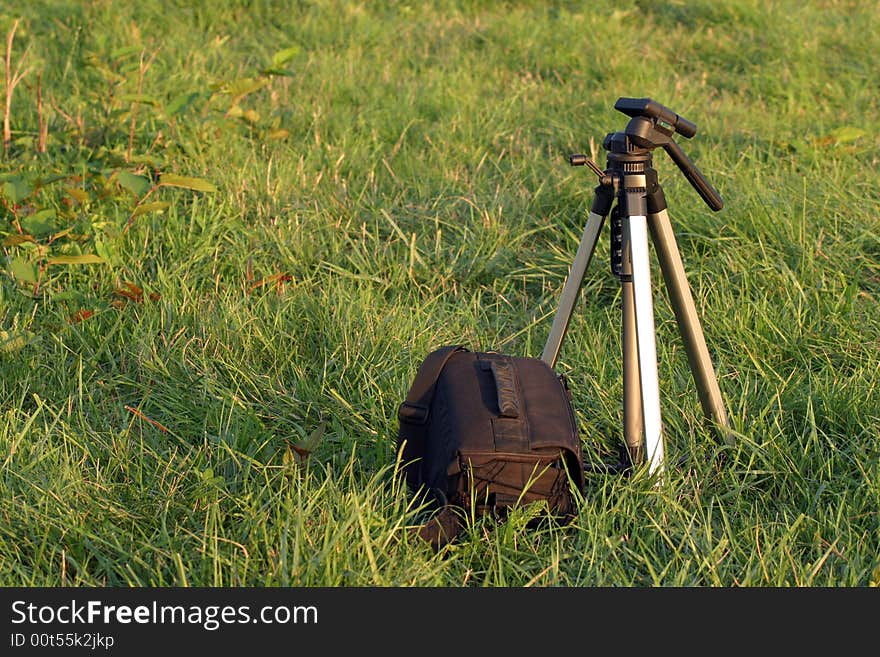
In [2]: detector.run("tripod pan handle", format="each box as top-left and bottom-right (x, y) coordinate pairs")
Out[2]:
(663, 139), (723, 211)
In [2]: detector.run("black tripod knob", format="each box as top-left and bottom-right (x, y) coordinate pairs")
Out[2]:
(569, 153), (613, 186)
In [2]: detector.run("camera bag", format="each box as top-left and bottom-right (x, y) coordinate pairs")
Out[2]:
(397, 345), (585, 548)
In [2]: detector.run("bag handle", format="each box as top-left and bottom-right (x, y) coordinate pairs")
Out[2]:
(478, 353), (521, 419)
(489, 357), (520, 418)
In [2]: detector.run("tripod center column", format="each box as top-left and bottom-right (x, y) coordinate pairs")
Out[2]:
(619, 174), (665, 476)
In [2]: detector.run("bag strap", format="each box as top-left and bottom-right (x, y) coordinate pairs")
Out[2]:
(398, 346), (468, 551)
(414, 503), (460, 551)
(398, 345), (467, 426)
(397, 345), (467, 489)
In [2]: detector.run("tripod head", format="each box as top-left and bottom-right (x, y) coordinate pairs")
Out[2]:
(572, 97), (723, 211)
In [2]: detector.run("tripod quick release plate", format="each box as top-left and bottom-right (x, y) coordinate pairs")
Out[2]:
(614, 97), (697, 139)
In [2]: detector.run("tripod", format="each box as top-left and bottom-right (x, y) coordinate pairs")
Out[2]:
(541, 98), (734, 476)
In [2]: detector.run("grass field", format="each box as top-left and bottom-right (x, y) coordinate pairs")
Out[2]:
(0, 0), (877, 586)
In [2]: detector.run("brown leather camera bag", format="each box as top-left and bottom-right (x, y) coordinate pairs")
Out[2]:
(397, 345), (585, 548)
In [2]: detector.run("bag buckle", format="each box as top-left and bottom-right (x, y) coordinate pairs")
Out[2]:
(398, 402), (430, 425)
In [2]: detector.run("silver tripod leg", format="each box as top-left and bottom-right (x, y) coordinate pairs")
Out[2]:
(648, 209), (733, 445)
(625, 213), (665, 476)
(541, 211), (606, 368)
